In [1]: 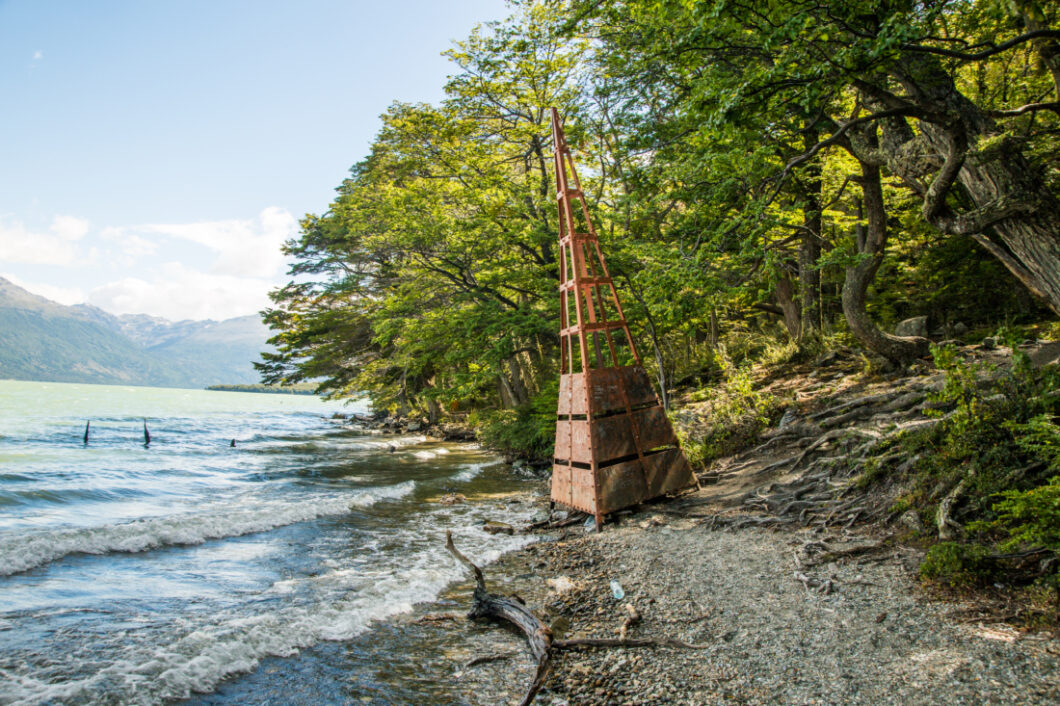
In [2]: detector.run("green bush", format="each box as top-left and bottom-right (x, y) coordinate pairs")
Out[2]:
(920, 542), (995, 587)
(990, 474), (1060, 554)
(676, 350), (783, 466)
(472, 381), (558, 463)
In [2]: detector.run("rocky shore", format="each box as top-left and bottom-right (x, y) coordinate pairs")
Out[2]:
(333, 410), (479, 442)
(445, 502), (1059, 705)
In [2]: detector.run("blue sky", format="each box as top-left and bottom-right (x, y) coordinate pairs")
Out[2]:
(0, 0), (511, 320)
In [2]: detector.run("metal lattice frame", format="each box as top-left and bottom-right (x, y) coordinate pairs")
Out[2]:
(550, 108), (697, 528)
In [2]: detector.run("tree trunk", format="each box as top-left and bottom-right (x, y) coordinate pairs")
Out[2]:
(426, 397), (441, 425)
(775, 274), (803, 342)
(624, 275), (670, 410)
(843, 131), (931, 365)
(498, 375), (518, 408)
(799, 131), (823, 336)
(505, 358), (530, 406)
(882, 53), (1060, 314)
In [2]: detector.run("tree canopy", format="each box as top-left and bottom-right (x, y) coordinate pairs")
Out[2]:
(258, 0), (1059, 422)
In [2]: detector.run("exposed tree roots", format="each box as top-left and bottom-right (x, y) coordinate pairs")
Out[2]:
(704, 376), (950, 535)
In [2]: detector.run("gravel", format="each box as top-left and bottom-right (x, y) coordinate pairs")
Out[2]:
(457, 515), (1059, 705)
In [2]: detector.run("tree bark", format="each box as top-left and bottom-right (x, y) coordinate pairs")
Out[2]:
(774, 273), (803, 342)
(877, 53), (1060, 314)
(504, 358), (530, 407)
(799, 131), (823, 336)
(843, 129), (931, 365)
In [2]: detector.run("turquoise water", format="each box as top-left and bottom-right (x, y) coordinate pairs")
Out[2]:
(0, 381), (536, 705)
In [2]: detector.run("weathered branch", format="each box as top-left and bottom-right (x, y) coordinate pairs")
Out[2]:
(445, 530), (552, 706)
(444, 531), (718, 704)
(766, 107), (919, 206)
(988, 101), (1060, 118)
(902, 29), (1060, 62)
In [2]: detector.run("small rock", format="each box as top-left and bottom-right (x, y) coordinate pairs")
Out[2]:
(406, 421), (422, 431)
(953, 321), (968, 336)
(814, 351), (838, 367)
(899, 510), (923, 532)
(483, 520), (515, 535)
(980, 336), (998, 350)
(778, 407), (798, 429)
(895, 316), (928, 338)
(439, 492), (467, 505)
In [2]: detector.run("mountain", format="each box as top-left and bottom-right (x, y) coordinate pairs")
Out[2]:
(0, 277), (273, 388)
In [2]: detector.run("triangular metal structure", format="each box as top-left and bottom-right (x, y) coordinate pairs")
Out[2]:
(549, 108), (697, 528)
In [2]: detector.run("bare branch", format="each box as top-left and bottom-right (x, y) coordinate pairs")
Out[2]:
(988, 101), (1060, 118)
(902, 29), (1060, 62)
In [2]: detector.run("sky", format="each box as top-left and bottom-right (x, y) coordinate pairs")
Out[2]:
(0, 0), (511, 321)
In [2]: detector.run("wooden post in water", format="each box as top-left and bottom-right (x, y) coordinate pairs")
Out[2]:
(549, 108), (697, 529)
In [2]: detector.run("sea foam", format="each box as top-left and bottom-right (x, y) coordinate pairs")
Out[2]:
(0, 481), (414, 577)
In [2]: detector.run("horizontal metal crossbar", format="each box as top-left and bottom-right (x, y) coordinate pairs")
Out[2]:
(559, 277), (612, 291)
(560, 320), (628, 337)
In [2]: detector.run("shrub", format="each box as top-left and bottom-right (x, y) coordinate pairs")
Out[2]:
(472, 380), (558, 463)
(675, 349), (784, 466)
(920, 542), (995, 587)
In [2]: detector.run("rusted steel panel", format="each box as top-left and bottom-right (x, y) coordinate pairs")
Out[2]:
(552, 463), (600, 515)
(553, 421), (570, 461)
(617, 366), (657, 408)
(597, 459), (649, 514)
(551, 463), (572, 506)
(643, 448), (695, 497)
(557, 373), (587, 416)
(571, 467), (597, 511)
(631, 405), (678, 451)
(554, 419), (592, 465)
(591, 414), (636, 464)
(585, 368), (624, 414)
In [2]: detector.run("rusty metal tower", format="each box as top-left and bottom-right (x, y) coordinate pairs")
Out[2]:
(550, 108), (697, 528)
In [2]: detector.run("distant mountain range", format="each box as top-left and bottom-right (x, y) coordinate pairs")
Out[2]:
(0, 277), (273, 388)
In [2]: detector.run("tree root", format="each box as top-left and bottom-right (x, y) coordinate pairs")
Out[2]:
(937, 474), (971, 541)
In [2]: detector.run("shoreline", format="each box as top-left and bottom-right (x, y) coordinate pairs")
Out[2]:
(431, 494), (1060, 705)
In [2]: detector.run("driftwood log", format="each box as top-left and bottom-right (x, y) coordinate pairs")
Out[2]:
(445, 530), (552, 706)
(444, 531), (712, 705)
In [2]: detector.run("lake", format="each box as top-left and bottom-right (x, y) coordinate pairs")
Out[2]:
(0, 380), (536, 704)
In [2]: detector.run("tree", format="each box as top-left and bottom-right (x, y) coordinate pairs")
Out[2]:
(565, 0), (1059, 362)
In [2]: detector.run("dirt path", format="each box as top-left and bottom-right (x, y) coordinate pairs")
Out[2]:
(512, 520), (1059, 705)
(447, 344), (1060, 704)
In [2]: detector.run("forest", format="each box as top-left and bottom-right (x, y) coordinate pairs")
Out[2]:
(258, 1), (1060, 596)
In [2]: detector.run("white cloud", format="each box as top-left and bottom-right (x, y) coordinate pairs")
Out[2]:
(32, 50), (42, 61)
(1, 272), (85, 306)
(0, 215), (90, 265)
(144, 207), (296, 278)
(99, 226), (158, 263)
(51, 215), (90, 241)
(87, 262), (275, 321)
(1, 207), (296, 321)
